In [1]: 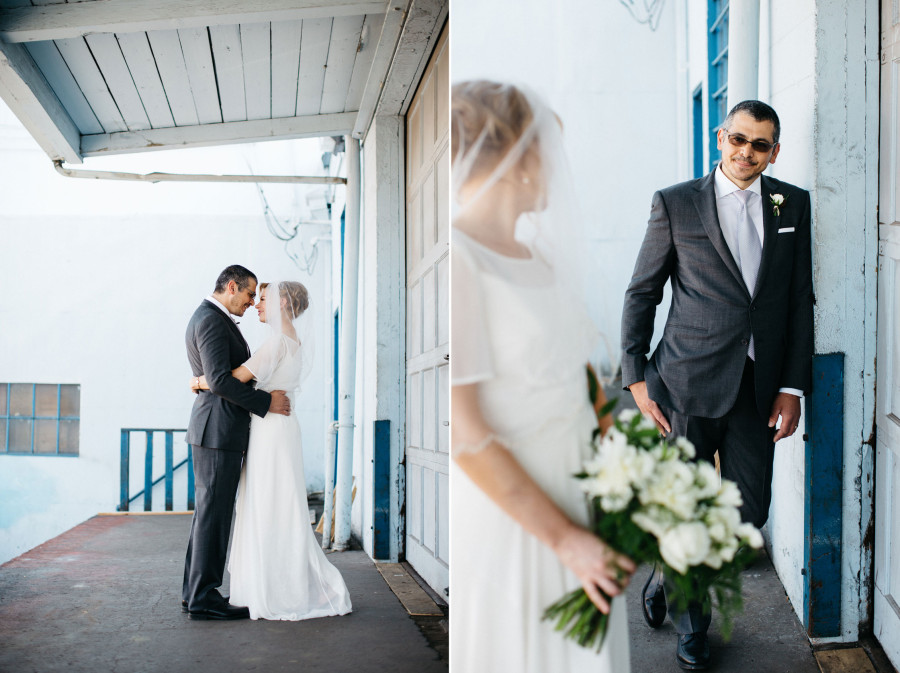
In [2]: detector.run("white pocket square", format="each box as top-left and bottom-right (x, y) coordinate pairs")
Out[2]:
(777, 227), (795, 233)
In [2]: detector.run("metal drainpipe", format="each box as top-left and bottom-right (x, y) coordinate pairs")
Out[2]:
(321, 421), (339, 550)
(726, 0), (760, 107)
(333, 137), (361, 551)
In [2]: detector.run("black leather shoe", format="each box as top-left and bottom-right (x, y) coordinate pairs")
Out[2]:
(188, 603), (249, 620)
(641, 566), (667, 628)
(676, 633), (710, 670)
(183, 596), (231, 613)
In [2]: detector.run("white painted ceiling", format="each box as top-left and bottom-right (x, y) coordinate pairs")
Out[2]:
(0, 0), (447, 162)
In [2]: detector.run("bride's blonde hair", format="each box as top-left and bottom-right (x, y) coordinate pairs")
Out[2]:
(260, 281), (309, 320)
(452, 80), (537, 180)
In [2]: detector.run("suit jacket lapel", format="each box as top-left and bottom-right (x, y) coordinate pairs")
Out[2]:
(203, 299), (250, 356)
(753, 175), (780, 299)
(692, 170), (746, 292)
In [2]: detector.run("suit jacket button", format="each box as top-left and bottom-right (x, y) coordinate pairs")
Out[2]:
(741, 339), (749, 346)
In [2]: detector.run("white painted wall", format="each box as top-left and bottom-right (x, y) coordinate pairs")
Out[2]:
(350, 116), (405, 560)
(0, 100), (336, 565)
(757, 0), (818, 625)
(451, 0), (680, 374)
(799, 0), (878, 643)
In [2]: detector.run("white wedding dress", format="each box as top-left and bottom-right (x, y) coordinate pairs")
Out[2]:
(228, 334), (352, 620)
(450, 231), (630, 672)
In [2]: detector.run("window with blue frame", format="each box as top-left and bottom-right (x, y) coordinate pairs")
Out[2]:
(708, 0), (729, 171)
(0, 383), (80, 455)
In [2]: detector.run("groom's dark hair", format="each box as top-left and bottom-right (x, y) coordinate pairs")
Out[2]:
(724, 100), (781, 144)
(214, 265), (258, 293)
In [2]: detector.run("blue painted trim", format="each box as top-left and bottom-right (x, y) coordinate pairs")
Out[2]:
(30, 384), (35, 454)
(165, 432), (174, 512)
(692, 86), (704, 178)
(144, 432), (154, 512)
(334, 311), (340, 423)
(119, 430), (130, 512)
(4, 384), (9, 453)
(0, 382), (80, 455)
(373, 419), (391, 560)
(707, 0), (729, 172)
(803, 353), (844, 637)
(116, 429), (189, 512)
(56, 384), (61, 453)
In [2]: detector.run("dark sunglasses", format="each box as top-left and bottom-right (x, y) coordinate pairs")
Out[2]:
(722, 130), (777, 153)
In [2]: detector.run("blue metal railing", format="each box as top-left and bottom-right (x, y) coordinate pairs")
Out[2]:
(117, 429), (193, 512)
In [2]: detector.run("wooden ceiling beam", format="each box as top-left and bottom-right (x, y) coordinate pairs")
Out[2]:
(375, 0), (446, 119)
(352, 0), (407, 140)
(0, 0), (387, 43)
(0, 38), (82, 163)
(79, 111), (356, 157)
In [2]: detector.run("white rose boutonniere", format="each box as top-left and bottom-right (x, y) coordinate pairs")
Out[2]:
(770, 193), (786, 216)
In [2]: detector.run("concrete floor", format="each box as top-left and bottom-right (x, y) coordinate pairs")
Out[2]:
(0, 514), (446, 673)
(626, 552), (820, 673)
(1, 510), (891, 673)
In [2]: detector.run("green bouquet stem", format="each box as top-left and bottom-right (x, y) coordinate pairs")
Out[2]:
(543, 587), (611, 652)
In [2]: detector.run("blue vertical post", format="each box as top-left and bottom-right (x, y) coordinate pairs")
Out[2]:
(373, 420), (391, 559)
(187, 444), (195, 510)
(119, 430), (130, 512)
(692, 86), (704, 178)
(55, 384), (61, 454)
(165, 431), (174, 511)
(803, 352), (844, 637)
(144, 431), (154, 512)
(30, 384), (35, 453)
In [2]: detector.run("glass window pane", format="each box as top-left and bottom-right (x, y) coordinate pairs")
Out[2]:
(9, 419), (33, 453)
(60, 385), (80, 417)
(0, 419), (6, 451)
(0, 384), (7, 416)
(9, 384), (33, 417)
(35, 385), (59, 418)
(59, 420), (79, 454)
(34, 420), (58, 454)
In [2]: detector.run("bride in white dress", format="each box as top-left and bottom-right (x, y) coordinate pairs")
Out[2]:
(193, 280), (352, 621)
(450, 81), (633, 672)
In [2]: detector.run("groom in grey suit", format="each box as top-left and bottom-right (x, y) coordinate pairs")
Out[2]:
(182, 264), (291, 620)
(621, 101), (813, 670)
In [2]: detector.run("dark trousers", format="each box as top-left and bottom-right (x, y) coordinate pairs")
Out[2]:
(659, 358), (777, 634)
(182, 445), (244, 611)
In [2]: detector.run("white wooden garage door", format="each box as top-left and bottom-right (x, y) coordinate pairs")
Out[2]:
(404, 25), (449, 599)
(876, 1), (900, 666)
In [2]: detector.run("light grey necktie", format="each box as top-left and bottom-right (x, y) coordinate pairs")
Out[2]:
(734, 189), (761, 359)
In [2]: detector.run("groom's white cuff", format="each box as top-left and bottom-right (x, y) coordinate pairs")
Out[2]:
(778, 387), (804, 398)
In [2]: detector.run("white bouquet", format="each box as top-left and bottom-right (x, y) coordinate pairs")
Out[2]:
(544, 408), (764, 650)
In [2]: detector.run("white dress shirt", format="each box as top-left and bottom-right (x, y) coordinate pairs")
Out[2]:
(713, 166), (802, 399)
(714, 165), (765, 256)
(206, 295), (239, 323)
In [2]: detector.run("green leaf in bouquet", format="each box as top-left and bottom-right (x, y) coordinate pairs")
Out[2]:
(598, 397), (618, 419)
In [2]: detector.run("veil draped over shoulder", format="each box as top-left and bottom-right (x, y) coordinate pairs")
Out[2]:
(451, 81), (618, 380)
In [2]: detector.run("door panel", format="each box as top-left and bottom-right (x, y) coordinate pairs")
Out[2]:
(404, 25), (449, 599)
(875, 2), (900, 664)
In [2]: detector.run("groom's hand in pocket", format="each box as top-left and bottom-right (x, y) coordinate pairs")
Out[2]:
(628, 381), (671, 436)
(269, 390), (291, 416)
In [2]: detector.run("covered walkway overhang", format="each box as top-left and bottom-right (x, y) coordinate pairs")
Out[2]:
(0, 0), (447, 163)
